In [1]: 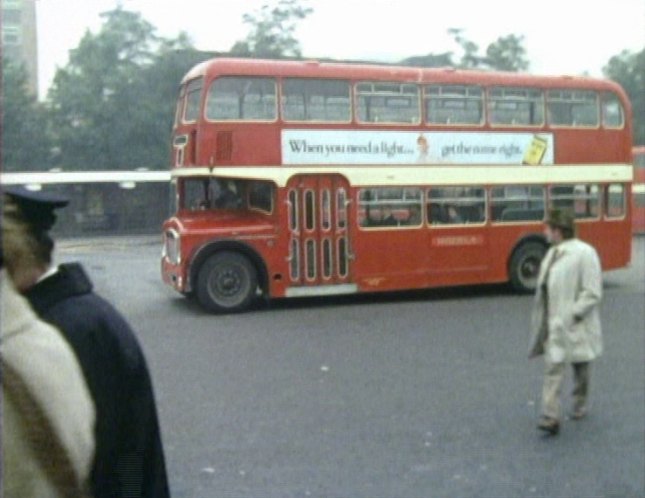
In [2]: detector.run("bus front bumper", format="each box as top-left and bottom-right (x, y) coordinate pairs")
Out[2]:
(161, 258), (188, 294)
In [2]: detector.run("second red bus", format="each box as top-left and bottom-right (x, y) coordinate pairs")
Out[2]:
(633, 146), (645, 234)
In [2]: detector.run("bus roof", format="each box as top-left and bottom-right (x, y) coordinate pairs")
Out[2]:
(181, 57), (628, 96)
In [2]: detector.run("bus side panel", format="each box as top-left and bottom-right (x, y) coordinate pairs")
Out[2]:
(351, 229), (429, 292)
(198, 124), (282, 167)
(486, 225), (546, 284)
(425, 226), (491, 287)
(555, 129), (631, 165)
(578, 220), (631, 271)
(633, 193), (645, 234)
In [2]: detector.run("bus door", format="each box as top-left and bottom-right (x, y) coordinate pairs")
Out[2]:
(285, 175), (356, 297)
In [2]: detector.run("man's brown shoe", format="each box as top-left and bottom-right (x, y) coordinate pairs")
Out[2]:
(537, 416), (560, 435)
(571, 408), (587, 420)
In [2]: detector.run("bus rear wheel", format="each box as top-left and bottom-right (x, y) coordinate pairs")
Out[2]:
(509, 242), (546, 293)
(196, 251), (257, 313)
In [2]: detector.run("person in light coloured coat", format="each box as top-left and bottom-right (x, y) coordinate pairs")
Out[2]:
(1, 213), (95, 497)
(3, 186), (170, 498)
(529, 208), (603, 435)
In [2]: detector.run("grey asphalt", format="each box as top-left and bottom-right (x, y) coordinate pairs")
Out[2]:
(56, 236), (645, 498)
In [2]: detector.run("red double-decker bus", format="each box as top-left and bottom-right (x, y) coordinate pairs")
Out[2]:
(161, 58), (633, 312)
(632, 146), (645, 234)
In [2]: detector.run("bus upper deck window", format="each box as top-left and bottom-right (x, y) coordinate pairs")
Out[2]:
(174, 84), (186, 127)
(356, 82), (420, 124)
(602, 92), (624, 128)
(206, 77), (277, 121)
(635, 150), (645, 168)
(425, 85), (483, 125)
(183, 77), (203, 123)
(282, 78), (350, 122)
(488, 87), (544, 126)
(547, 90), (599, 127)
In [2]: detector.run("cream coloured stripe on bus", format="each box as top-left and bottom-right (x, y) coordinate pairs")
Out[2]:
(171, 164), (633, 188)
(633, 183), (645, 194)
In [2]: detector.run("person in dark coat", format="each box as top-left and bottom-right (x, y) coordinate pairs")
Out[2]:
(3, 186), (170, 498)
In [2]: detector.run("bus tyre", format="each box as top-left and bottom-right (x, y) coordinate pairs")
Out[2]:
(196, 251), (257, 313)
(509, 242), (546, 293)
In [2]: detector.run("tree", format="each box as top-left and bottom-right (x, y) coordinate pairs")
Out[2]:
(449, 28), (484, 69)
(48, 7), (203, 170)
(485, 34), (529, 72)
(603, 48), (645, 145)
(404, 30), (529, 71)
(48, 7), (158, 170)
(132, 40), (210, 167)
(230, 0), (313, 58)
(399, 53), (454, 68)
(1, 58), (53, 171)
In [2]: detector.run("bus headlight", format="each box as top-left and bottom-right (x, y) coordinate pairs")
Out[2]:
(164, 229), (181, 265)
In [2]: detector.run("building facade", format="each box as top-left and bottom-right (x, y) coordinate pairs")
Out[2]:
(2, 0), (38, 95)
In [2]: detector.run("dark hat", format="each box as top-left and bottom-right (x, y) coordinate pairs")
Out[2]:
(3, 186), (69, 232)
(547, 208), (575, 232)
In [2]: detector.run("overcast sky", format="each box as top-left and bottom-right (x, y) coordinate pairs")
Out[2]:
(36, 0), (645, 99)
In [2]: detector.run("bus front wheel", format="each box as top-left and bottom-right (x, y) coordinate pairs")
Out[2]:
(509, 242), (546, 293)
(196, 251), (257, 313)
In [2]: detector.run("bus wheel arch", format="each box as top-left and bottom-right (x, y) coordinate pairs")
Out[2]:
(508, 236), (548, 293)
(190, 242), (268, 313)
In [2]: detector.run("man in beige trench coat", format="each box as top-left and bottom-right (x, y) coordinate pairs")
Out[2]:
(529, 208), (603, 435)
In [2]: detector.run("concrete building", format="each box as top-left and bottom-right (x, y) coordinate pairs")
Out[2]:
(2, 0), (38, 96)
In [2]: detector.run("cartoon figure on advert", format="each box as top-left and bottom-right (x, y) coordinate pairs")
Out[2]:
(416, 134), (430, 163)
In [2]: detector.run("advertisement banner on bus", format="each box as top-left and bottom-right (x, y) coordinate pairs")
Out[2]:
(282, 130), (554, 166)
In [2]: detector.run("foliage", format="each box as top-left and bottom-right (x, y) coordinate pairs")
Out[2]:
(399, 53), (454, 68)
(230, 0), (313, 58)
(448, 28), (484, 69)
(1, 58), (53, 171)
(5, 2), (642, 178)
(401, 30), (529, 72)
(603, 48), (645, 145)
(48, 8), (204, 171)
(484, 34), (529, 72)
